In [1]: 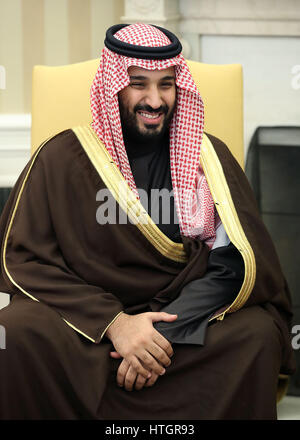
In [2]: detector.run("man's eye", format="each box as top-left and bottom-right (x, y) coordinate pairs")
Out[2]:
(130, 83), (144, 87)
(161, 83), (174, 88)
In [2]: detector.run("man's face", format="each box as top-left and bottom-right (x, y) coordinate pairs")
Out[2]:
(118, 66), (176, 143)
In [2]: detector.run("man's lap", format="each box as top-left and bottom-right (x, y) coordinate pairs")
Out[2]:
(0, 294), (110, 419)
(0, 295), (282, 419)
(99, 305), (283, 420)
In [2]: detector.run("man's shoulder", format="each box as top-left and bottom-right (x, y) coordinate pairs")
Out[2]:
(203, 132), (243, 171)
(25, 128), (93, 190)
(204, 132), (229, 151)
(31, 128), (88, 175)
(35, 128), (78, 155)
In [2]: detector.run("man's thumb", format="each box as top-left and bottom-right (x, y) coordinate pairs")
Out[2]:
(110, 351), (122, 359)
(150, 312), (178, 323)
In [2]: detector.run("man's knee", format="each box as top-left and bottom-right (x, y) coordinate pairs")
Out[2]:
(235, 306), (283, 356)
(0, 296), (56, 350)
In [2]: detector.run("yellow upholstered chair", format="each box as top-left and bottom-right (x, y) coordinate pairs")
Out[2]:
(31, 59), (244, 168)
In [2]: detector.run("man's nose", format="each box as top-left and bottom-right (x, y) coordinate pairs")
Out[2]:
(144, 86), (163, 110)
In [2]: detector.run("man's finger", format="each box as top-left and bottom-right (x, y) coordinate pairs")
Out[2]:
(130, 355), (152, 379)
(110, 351), (122, 358)
(153, 332), (174, 358)
(134, 373), (147, 391)
(148, 312), (178, 323)
(145, 371), (159, 387)
(124, 365), (138, 391)
(147, 342), (172, 367)
(116, 359), (130, 387)
(137, 350), (166, 376)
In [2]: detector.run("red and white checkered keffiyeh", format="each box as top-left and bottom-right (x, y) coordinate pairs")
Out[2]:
(90, 23), (219, 248)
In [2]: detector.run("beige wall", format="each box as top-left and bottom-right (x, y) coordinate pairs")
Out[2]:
(0, 0), (124, 113)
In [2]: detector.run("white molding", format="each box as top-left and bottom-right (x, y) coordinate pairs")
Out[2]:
(0, 113), (31, 129)
(124, 0), (163, 17)
(121, 0), (191, 57)
(122, 0), (181, 33)
(180, 18), (300, 37)
(122, 15), (181, 25)
(0, 293), (10, 310)
(0, 114), (31, 187)
(179, 0), (300, 37)
(0, 175), (20, 187)
(179, 0), (300, 20)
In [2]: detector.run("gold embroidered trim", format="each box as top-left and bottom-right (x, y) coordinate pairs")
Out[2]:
(100, 311), (124, 341)
(72, 125), (187, 263)
(200, 134), (256, 321)
(1, 135), (96, 343)
(3, 127), (255, 339)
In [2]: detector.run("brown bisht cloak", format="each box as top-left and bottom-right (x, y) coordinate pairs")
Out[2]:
(0, 125), (296, 420)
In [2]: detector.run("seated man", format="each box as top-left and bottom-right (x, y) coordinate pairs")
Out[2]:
(0, 23), (296, 420)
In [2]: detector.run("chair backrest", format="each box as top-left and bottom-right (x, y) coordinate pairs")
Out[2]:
(31, 59), (244, 168)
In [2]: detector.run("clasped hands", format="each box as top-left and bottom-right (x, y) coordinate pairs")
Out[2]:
(105, 312), (177, 392)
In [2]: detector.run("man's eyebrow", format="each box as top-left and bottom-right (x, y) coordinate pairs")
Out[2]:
(129, 75), (148, 80)
(129, 75), (176, 81)
(160, 75), (176, 81)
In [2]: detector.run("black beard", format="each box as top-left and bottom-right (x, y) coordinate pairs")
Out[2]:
(118, 99), (175, 147)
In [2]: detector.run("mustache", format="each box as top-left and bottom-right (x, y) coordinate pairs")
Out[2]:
(133, 104), (169, 115)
